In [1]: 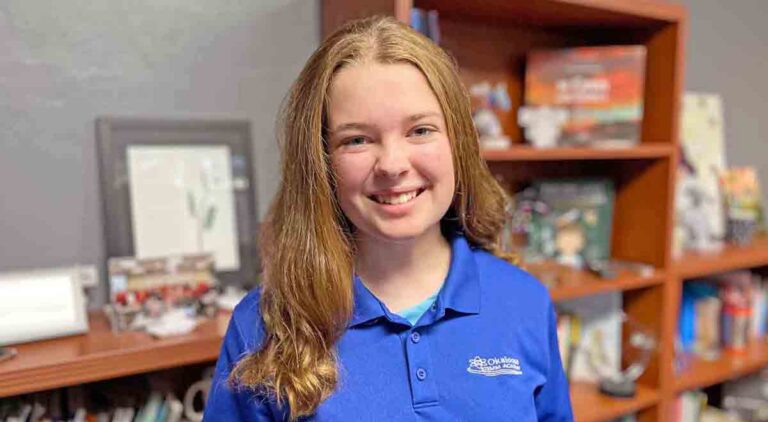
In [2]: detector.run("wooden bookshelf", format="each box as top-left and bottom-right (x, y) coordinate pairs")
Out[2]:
(571, 382), (659, 422)
(322, 1), (686, 420)
(322, 0), (686, 422)
(674, 234), (768, 279)
(481, 144), (674, 162)
(674, 340), (768, 392)
(0, 311), (229, 398)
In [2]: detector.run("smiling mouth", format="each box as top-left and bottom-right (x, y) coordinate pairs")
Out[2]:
(368, 188), (426, 205)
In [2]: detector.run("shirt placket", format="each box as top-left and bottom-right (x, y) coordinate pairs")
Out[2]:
(404, 327), (439, 410)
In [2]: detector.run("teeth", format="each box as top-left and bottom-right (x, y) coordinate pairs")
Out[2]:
(375, 190), (418, 205)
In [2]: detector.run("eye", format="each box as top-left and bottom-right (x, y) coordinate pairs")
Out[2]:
(341, 136), (369, 147)
(410, 126), (435, 137)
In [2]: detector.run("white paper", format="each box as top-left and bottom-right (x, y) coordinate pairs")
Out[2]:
(127, 145), (240, 271)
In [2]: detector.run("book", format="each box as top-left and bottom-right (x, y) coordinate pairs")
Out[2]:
(556, 310), (581, 379)
(720, 167), (765, 242)
(679, 281), (721, 357)
(674, 390), (707, 422)
(164, 394), (184, 422)
(524, 45), (646, 147)
(529, 179), (615, 269)
(410, 8), (440, 44)
(720, 167), (762, 221)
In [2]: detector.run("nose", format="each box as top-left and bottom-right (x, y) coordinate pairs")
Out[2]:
(373, 141), (410, 179)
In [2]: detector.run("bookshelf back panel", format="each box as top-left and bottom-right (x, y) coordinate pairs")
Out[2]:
(610, 158), (673, 268)
(640, 23), (683, 145)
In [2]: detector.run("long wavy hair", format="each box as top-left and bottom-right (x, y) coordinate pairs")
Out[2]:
(230, 15), (512, 420)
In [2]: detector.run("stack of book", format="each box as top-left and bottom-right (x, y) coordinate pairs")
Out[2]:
(0, 385), (187, 422)
(679, 270), (767, 358)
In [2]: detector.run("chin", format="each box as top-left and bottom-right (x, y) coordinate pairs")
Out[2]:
(364, 221), (441, 243)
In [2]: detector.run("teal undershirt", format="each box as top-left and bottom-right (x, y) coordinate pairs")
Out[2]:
(394, 290), (439, 325)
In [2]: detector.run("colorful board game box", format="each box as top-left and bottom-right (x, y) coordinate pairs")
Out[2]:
(525, 45), (647, 147)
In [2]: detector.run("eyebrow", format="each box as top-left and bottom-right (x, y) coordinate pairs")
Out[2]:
(329, 112), (443, 134)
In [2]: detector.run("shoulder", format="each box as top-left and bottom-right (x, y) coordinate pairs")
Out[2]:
(473, 248), (549, 298)
(472, 248), (552, 313)
(227, 287), (267, 353)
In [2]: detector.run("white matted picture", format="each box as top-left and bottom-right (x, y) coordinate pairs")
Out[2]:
(127, 145), (240, 271)
(96, 118), (258, 288)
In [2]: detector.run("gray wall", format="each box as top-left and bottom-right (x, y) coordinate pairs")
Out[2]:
(677, 0), (768, 202)
(0, 1), (319, 303)
(1, 1), (767, 304)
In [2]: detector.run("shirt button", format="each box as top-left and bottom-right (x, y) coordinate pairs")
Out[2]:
(416, 368), (427, 381)
(410, 331), (421, 343)
(430, 302), (437, 312)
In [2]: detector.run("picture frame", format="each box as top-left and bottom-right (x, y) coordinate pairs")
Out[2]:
(0, 267), (89, 346)
(96, 117), (258, 288)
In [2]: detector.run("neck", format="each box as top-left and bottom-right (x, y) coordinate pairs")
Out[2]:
(355, 225), (451, 312)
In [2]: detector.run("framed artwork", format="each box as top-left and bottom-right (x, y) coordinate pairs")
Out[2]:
(96, 117), (258, 287)
(0, 267), (89, 346)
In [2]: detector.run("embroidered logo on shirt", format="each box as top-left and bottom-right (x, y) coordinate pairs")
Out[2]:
(466, 355), (522, 377)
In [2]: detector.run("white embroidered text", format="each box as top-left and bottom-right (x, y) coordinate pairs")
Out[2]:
(467, 355), (522, 377)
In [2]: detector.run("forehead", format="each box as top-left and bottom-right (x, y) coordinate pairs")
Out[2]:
(327, 61), (444, 127)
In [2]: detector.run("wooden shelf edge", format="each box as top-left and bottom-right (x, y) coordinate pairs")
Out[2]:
(551, 272), (665, 302)
(674, 340), (768, 393)
(571, 382), (659, 422)
(0, 339), (221, 398)
(524, 261), (666, 302)
(673, 235), (768, 279)
(0, 312), (229, 398)
(555, 0), (686, 22)
(481, 144), (673, 162)
(418, 0), (685, 26)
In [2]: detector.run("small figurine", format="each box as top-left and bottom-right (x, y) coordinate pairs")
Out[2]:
(554, 209), (586, 269)
(518, 105), (569, 148)
(469, 82), (512, 150)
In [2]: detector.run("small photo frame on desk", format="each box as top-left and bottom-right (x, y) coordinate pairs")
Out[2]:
(96, 117), (259, 288)
(0, 267), (89, 346)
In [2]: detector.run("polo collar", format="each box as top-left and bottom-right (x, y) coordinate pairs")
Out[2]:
(437, 235), (481, 316)
(349, 275), (387, 327)
(348, 235), (481, 328)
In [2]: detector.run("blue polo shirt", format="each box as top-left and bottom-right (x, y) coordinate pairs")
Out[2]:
(205, 235), (573, 421)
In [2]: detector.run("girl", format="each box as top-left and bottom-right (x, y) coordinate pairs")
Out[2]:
(204, 16), (572, 422)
